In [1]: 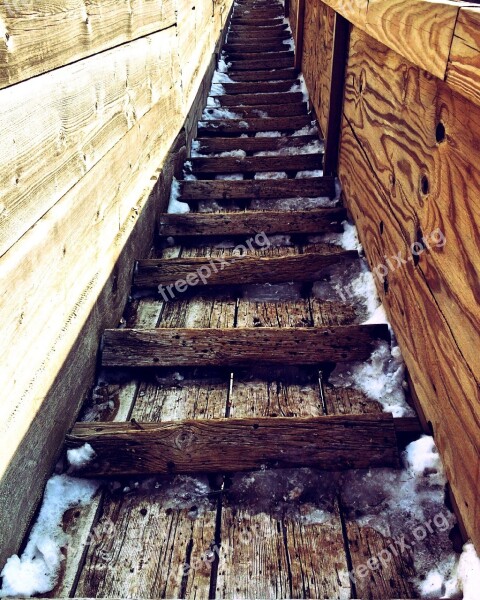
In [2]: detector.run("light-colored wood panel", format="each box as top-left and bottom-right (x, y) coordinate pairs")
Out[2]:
(365, 0), (460, 79)
(339, 26), (480, 550)
(0, 0), (176, 90)
(0, 63), (182, 490)
(322, 0), (368, 29)
(447, 7), (480, 105)
(0, 27), (179, 258)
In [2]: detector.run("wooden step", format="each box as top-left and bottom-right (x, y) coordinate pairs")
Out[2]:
(194, 134), (320, 154)
(215, 81), (298, 95)
(134, 251), (357, 288)
(101, 325), (390, 367)
(229, 57), (294, 71)
(228, 69), (298, 83)
(224, 42), (294, 53)
(203, 102), (307, 118)
(198, 116), (311, 134)
(229, 23), (288, 31)
(227, 31), (291, 42)
(157, 208), (346, 237)
(225, 50), (294, 61)
(234, 11), (285, 19)
(232, 17), (285, 26)
(216, 91), (303, 105)
(67, 414), (408, 477)
(179, 178), (336, 202)
(190, 153), (321, 174)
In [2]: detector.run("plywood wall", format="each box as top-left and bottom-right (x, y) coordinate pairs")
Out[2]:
(0, 0), (233, 567)
(339, 28), (480, 551)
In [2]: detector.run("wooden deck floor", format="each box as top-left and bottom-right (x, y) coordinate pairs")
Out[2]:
(42, 1), (454, 598)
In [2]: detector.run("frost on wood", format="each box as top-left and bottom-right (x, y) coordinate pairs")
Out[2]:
(0, 475), (98, 597)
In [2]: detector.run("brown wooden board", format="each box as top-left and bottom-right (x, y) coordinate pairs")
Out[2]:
(157, 208), (346, 237)
(216, 91), (303, 105)
(179, 178), (336, 201)
(194, 133), (318, 153)
(134, 251), (357, 288)
(190, 153), (320, 174)
(101, 325), (390, 367)
(226, 50), (294, 61)
(447, 7), (480, 106)
(227, 68), (299, 82)
(229, 57), (294, 71)
(198, 115), (310, 135)
(216, 81), (297, 94)
(67, 414), (401, 476)
(204, 102), (307, 118)
(224, 42), (295, 53)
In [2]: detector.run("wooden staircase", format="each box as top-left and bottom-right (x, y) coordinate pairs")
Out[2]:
(58, 1), (429, 598)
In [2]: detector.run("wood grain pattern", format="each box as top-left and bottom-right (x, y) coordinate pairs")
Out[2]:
(194, 133), (318, 153)
(339, 26), (480, 550)
(67, 414), (401, 476)
(157, 208), (346, 237)
(0, 28), (181, 259)
(227, 69), (300, 82)
(321, 0), (368, 29)
(134, 251), (357, 288)
(216, 80), (298, 94)
(447, 7), (480, 106)
(0, 0), (176, 90)
(216, 91), (303, 105)
(180, 178), (336, 201)
(203, 101), (307, 118)
(302, 0), (335, 137)
(101, 325), (390, 367)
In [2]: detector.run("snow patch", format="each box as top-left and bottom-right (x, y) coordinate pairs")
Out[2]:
(340, 220), (363, 252)
(255, 131), (283, 138)
(254, 171), (288, 179)
(168, 178), (190, 214)
(215, 173), (244, 180)
(202, 106), (240, 120)
(67, 443), (96, 469)
(0, 475), (99, 597)
(295, 169), (324, 178)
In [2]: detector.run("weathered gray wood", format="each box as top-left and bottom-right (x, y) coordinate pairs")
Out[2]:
(229, 56), (294, 71)
(101, 325), (390, 367)
(216, 91), (303, 105)
(67, 414), (401, 476)
(134, 251), (357, 288)
(179, 177), (336, 202)
(224, 43), (295, 55)
(157, 208), (346, 237)
(198, 115), (312, 135)
(190, 153), (320, 174)
(232, 18), (285, 26)
(195, 133), (318, 152)
(215, 80), (298, 94)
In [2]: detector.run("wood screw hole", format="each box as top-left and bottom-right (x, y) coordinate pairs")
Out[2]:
(436, 122), (446, 144)
(421, 174), (430, 196)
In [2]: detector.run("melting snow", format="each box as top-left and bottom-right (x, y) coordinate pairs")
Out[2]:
(254, 171), (288, 179)
(167, 178), (190, 214)
(67, 443), (96, 469)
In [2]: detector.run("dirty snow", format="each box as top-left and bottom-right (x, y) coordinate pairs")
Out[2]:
(215, 173), (244, 180)
(255, 131), (283, 138)
(254, 139), (324, 156)
(254, 171), (288, 179)
(295, 169), (324, 178)
(202, 107), (239, 120)
(67, 443), (96, 469)
(0, 475), (99, 597)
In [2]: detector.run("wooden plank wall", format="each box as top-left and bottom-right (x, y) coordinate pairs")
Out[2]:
(0, 0), (234, 568)
(292, 1), (480, 550)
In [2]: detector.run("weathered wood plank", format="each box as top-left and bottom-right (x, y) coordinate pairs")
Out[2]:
(447, 7), (480, 106)
(179, 178), (335, 201)
(224, 41), (294, 53)
(227, 50), (293, 60)
(0, 27), (181, 259)
(213, 80), (299, 94)
(204, 102), (307, 118)
(229, 56), (294, 71)
(232, 17), (285, 26)
(339, 26), (480, 550)
(194, 133), (318, 152)
(190, 153), (320, 174)
(227, 30), (291, 42)
(198, 115), (311, 134)
(321, 0), (368, 29)
(101, 325), (390, 367)
(157, 209), (346, 237)
(216, 91), (303, 105)
(227, 68), (299, 82)
(134, 251), (357, 288)
(67, 414), (401, 476)
(0, 0), (176, 90)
